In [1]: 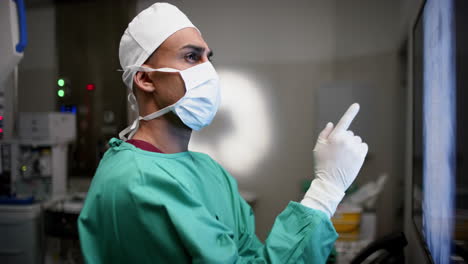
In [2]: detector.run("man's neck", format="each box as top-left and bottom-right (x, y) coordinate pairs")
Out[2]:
(131, 114), (191, 154)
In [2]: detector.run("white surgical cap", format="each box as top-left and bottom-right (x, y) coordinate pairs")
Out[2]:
(119, 2), (198, 90)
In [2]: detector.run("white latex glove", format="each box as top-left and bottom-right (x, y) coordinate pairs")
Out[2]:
(301, 103), (368, 218)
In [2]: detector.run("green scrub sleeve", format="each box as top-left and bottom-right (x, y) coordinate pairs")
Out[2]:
(235, 196), (338, 263)
(130, 172), (338, 264)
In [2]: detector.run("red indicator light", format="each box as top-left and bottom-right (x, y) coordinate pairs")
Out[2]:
(0, 128), (4, 133)
(86, 84), (95, 91)
(0, 116), (3, 120)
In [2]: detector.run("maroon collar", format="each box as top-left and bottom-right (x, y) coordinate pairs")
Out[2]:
(126, 139), (164, 153)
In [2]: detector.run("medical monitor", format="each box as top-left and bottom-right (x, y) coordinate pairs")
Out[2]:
(412, 0), (468, 263)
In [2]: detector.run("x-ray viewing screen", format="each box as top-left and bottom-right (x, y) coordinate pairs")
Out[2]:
(413, 0), (455, 263)
(413, 0), (468, 263)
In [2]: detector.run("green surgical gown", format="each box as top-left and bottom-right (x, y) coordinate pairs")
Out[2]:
(78, 138), (338, 263)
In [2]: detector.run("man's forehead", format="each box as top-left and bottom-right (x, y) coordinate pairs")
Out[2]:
(160, 28), (208, 51)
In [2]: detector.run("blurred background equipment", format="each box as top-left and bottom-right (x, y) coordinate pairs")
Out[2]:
(19, 112), (76, 142)
(0, 1), (78, 263)
(329, 174), (388, 263)
(0, 0), (27, 197)
(54, 0), (134, 177)
(1, 112), (76, 201)
(0, 0), (27, 140)
(0, 203), (42, 264)
(0, 1), (42, 263)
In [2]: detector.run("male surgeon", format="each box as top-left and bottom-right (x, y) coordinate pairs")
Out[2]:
(78, 3), (368, 263)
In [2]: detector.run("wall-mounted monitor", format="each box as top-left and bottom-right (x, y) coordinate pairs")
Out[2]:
(412, 0), (468, 263)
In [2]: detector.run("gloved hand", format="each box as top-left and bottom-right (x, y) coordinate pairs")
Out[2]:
(301, 103), (368, 218)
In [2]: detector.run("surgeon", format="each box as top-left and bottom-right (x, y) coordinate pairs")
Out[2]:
(78, 3), (368, 264)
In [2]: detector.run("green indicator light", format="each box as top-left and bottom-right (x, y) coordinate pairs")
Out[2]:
(57, 89), (65, 97)
(58, 79), (65, 87)
(21, 165), (27, 172)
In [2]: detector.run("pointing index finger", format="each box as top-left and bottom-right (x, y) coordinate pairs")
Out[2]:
(333, 103), (360, 133)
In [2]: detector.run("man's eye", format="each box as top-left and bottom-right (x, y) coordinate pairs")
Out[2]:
(185, 53), (199, 62)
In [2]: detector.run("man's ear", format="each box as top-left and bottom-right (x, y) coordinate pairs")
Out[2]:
(133, 70), (155, 93)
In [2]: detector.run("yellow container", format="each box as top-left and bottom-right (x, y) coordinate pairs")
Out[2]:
(332, 207), (362, 241)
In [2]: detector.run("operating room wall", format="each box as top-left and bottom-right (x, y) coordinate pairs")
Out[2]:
(133, 0), (408, 241)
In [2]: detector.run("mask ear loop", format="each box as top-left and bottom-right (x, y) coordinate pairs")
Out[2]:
(118, 66), (181, 140)
(124, 65), (179, 73)
(119, 91), (140, 140)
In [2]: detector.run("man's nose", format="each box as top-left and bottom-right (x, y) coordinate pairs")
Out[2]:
(200, 54), (210, 63)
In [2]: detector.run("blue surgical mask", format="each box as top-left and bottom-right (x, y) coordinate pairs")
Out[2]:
(119, 62), (221, 140)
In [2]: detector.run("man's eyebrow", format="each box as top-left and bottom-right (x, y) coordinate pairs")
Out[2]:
(180, 44), (213, 56)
